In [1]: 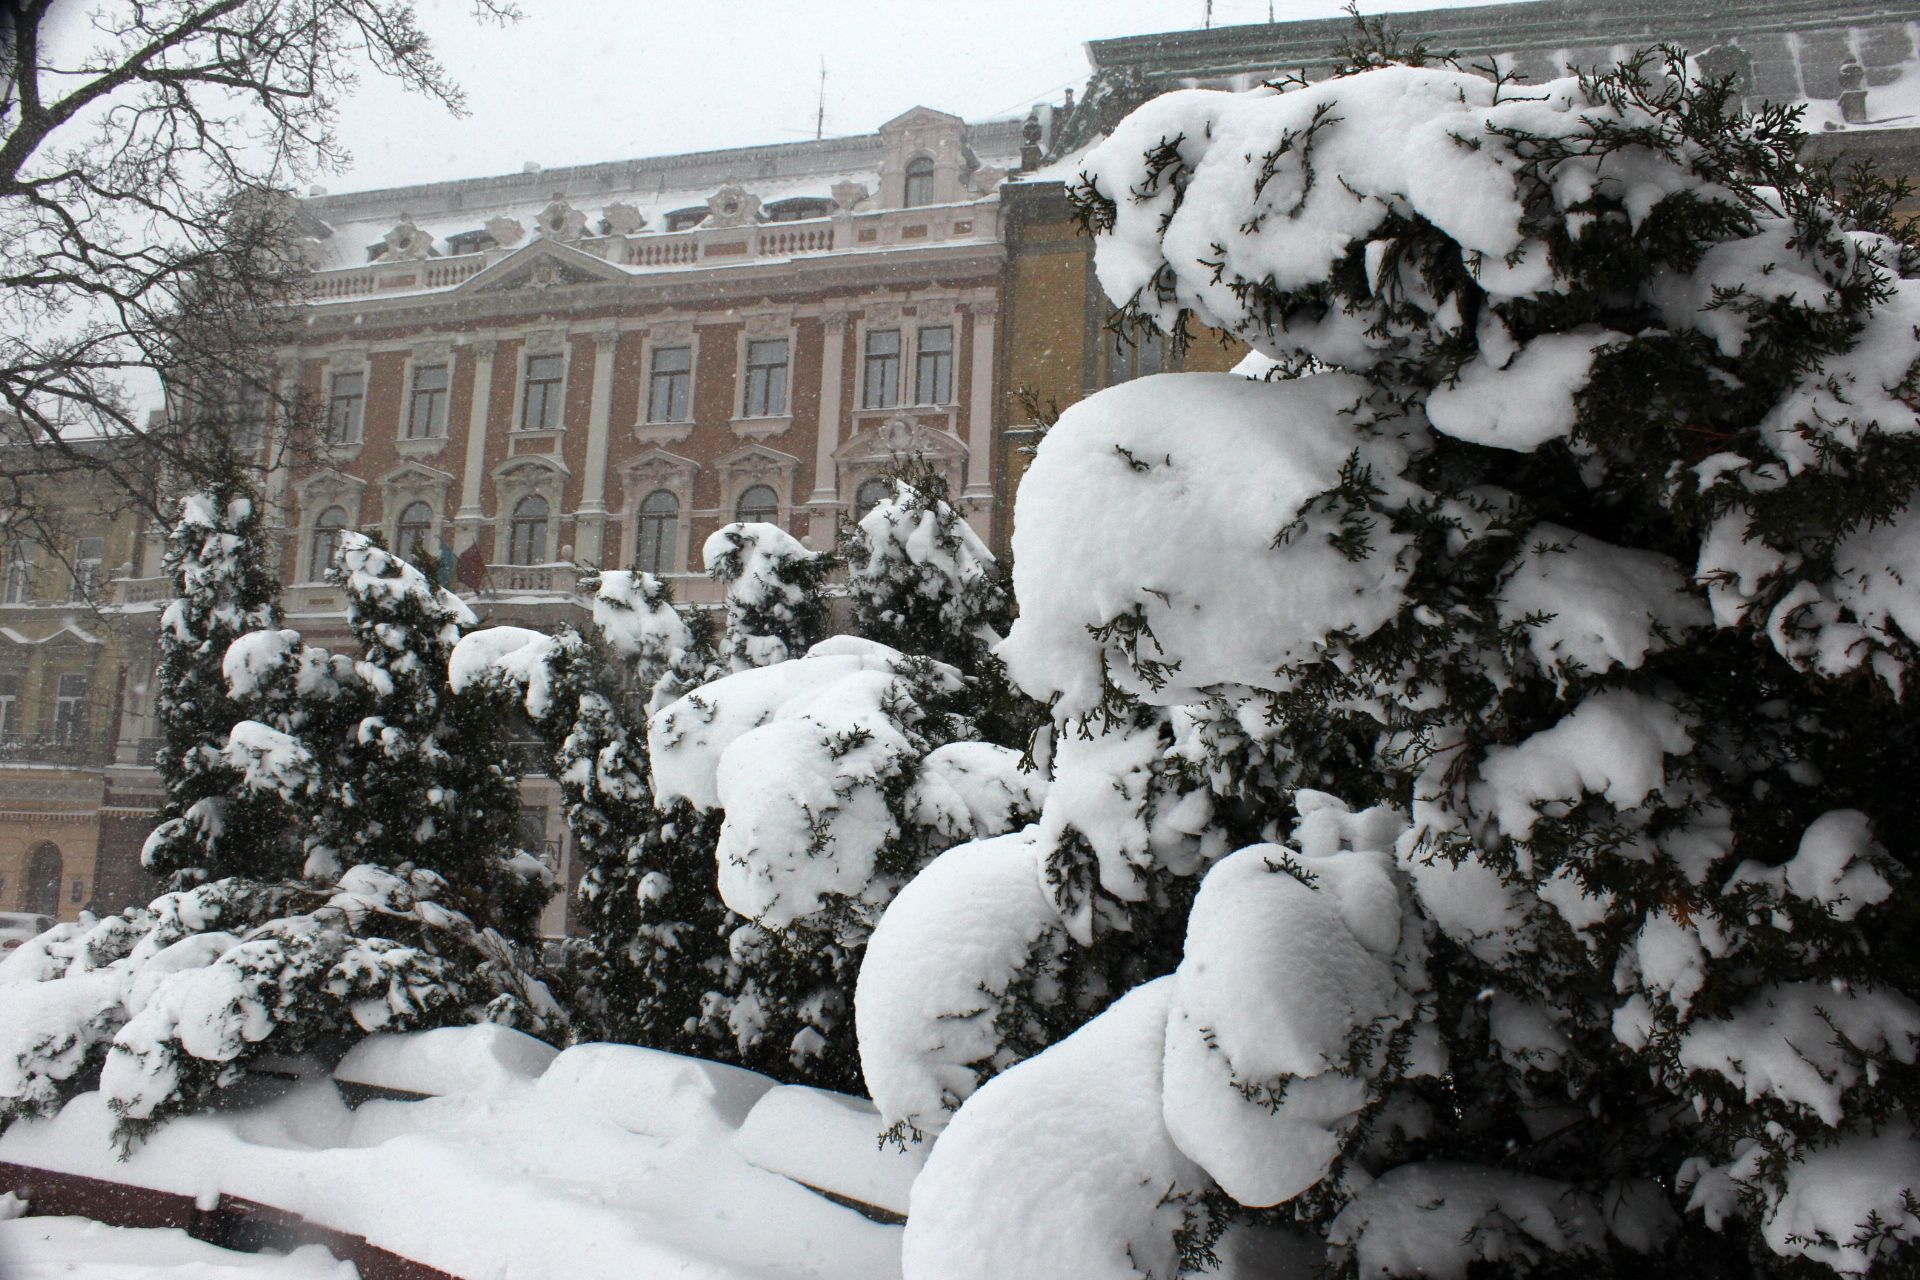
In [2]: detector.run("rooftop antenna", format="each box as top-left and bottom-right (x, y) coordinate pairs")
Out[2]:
(815, 58), (828, 141)
(1204, 0), (1213, 28)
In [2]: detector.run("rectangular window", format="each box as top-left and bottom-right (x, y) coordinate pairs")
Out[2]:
(863, 329), (901, 410)
(520, 353), (565, 431)
(1104, 328), (1168, 387)
(53, 673), (87, 744)
(405, 363), (449, 439)
(646, 345), (691, 423)
(71, 537), (104, 602)
(3, 541), (31, 605)
(0, 674), (17, 739)
(742, 338), (789, 418)
(234, 380), (270, 453)
(326, 371), (365, 445)
(915, 326), (953, 405)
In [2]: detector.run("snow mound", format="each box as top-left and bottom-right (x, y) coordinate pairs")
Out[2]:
(333, 1025), (556, 1098)
(535, 1043), (776, 1140)
(999, 372), (1419, 721)
(735, 1084), (927, 1216)
(901, 978), (1210, 1280)
(856, 829), (1068, 1140)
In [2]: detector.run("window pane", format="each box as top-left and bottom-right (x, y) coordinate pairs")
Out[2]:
(904, 157), (935, 208)
(396, 502), (434, 566)
(735, 484), (779, 525)
(510, 496), (549, 565)
(854, 477), (893, 518)
(637, 489), (679, 575)
(71, 537), (105, 601)
(647, 346), (691, 422)
(3, 541), (31, 604)
(327, 371), (364, 444)
(522, 354), (564, 431)
(309, 507), (347, 581)
(743, 339), (789, 418)
(915, 326), (952, 405)
(863, 329), (900, 410)
(407, 364), (448, 438)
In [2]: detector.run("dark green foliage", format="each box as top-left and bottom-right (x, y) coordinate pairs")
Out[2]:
(141, 469), (292, 887)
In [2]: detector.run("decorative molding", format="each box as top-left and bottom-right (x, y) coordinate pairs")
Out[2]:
(729, 414), (793, 441)
(532, 194), (588, 242)
(705, 182), (762, 229)
(521, 328), (567, 355)
(485, 215), (525, 247)
(634, 421), (693, 446)
(394, 436), (450, 459)
(380, 217), (433, 261)
(648, 319), (694, 345)
(742, 312), (787, 338)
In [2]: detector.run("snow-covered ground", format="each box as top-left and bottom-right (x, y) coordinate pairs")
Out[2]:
(0, 1029), (913, 1280)
(0, 1212), (355, 1278)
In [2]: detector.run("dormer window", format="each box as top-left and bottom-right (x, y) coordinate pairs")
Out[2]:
(664, 207), (708, 232)
(903, 156), (935, 208)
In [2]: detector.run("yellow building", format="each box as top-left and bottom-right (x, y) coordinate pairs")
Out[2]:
(0, 444), (156, 920)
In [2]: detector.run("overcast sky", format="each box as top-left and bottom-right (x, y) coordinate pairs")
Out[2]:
(324, 0), (1522, 194)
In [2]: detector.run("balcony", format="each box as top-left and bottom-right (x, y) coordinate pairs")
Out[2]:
(106, 576), (171, 607)
(0, 733), (114, 769)
(304, 204), (1003, 304)
(481, 563), (580, 596)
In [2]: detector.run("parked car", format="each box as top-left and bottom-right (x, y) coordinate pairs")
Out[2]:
(0, 911), (55, 952)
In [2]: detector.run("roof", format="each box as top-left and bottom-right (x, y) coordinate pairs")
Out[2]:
(1085, 0), (1920, 80)
(299, 116), (1030, 273)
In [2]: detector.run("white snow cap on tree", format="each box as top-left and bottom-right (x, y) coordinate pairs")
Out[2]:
(901, 978), (1211, 1280)
(997, 372), (1420, 721)
(704, 521), (824, 671)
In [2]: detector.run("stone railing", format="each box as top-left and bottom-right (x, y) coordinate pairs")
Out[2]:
(305, 203), (1001, 303)
(106, 575), (171, 606)
(485, 562), (580, 595)
(0, 733), (113, 769)
(308, 252), (488, 301)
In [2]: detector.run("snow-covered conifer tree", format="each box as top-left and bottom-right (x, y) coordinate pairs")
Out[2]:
(868, 41), (1920, 1280)
(840, 464), (1008, 671)
(651, 635), (1046, 1090)
(704, 522), (829, 671)
(318, 533), (550, 937)
(1, 527), (560, 1143)
(140, 473), (290, 887)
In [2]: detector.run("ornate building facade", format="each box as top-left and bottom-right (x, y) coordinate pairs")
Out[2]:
(88, 106), (1032, 935)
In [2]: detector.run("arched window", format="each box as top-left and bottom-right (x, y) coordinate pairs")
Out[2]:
(395, 501), (434, 568)
(734, 484), (779, 526)
(508, 495), (550, 565)
(854, 477), (893, 520)
(308, 506), (348, 582)
(636, 490), (679, 576)
(25, 842), (61, 916)
(903, 156), (935, 208)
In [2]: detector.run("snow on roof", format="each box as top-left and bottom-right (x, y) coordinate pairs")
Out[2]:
(302, 115), (1031, 272)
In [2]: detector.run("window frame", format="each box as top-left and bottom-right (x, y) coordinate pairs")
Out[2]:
(404, 361), (450, 439)
(903, 155), (936, 208)
(325, 369), (366, 445)
(308, 506), (349, 583)
(914, 324), (954, 406)
(853, 477), (893, 520)
(635, 488), (680, 575)
(740, 337), (790, 419)
(734, 483), (780, 526)
(0, 673), (18, 739)
(394, 501), (435, 568)
(70, 536), (105, 603)
(507, 494), (551, 566)
(3, 541), (31, 605)
(646, 344), (693, 424)
(52, 672), (88, 744)
(862, 328), (902, 410)
(519, 352), (566, 432)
